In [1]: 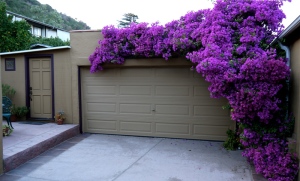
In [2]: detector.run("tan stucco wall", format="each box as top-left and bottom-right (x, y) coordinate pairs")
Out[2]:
(0, 49), (73, 123)
(290, 38), (300, 181)
(51, 49), (72, 123)
(69, 30), (102, 124)
(1, 54), (26, 106)
(290, 39), (300, 160)
(0, 30), (198, 129)
(69, 30), (196, 125)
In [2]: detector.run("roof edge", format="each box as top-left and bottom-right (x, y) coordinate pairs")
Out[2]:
(279, 15), (300, 39)
(0, 46), (71, 56)
(6, 11), (69, 32)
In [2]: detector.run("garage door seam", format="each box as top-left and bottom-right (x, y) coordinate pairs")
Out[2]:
(111, 138), (165, 181)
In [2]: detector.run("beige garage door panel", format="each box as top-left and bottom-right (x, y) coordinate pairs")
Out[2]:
(81, 67), (233, 141)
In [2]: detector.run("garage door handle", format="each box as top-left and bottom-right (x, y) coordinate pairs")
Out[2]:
(152, 109), (155, 112)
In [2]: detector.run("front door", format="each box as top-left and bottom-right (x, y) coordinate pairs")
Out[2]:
(29, 58), (52, 118)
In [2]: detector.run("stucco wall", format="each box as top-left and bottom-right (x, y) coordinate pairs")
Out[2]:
(290, 39), (300, 160)
(0, 30), (202, 127)
(69, 30), (102, 124)
(1, 54), (27, 106)
(51, 49), (72, 123)
(0, 49), (73, 123)
(68, 30), (196, 125)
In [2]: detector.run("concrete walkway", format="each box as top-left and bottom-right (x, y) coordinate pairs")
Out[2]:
(0, 134), (253, 181)
(2, 122), (79, 172)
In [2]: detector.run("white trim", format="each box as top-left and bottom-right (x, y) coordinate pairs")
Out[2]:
(0, 46), (71, 56)
(279, 15), (300, 39)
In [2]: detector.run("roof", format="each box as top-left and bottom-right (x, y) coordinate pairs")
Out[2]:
(279, 15), (300, 39)
(7, 11), (68, 32)
(0, 46), (71, 56)
(30, 44), (53, 49)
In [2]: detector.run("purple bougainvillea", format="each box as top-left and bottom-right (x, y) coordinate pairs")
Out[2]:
(89, 0), (298, 180)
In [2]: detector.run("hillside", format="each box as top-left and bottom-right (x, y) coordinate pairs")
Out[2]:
(1, 0), (90, 30)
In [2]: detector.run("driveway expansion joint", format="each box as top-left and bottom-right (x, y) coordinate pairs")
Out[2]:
(111, 138), (165, 181)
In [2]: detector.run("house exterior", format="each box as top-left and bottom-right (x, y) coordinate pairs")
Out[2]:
(0, 15), (299, 178)
(7, 11), (70, 41)
(279, 15), (300, 181)
(0, 30), (233, 141)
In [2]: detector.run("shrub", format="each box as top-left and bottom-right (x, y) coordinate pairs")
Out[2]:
(2, 84), (16, 100)
(89, 0), (298, 180)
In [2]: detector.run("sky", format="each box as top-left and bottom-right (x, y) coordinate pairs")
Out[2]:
(37, 0), (300, 30)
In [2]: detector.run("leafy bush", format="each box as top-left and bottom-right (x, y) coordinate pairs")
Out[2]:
(30, 36), (70, 47)
(2, 84), (16, 100)
(10, 105), (29, 118)
(89, 0), (298, 180)
(223, 129), (242, 150)
(0, 2), (32, 52)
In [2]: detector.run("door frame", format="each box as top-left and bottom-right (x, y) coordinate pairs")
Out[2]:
(25, 54), (55, 119)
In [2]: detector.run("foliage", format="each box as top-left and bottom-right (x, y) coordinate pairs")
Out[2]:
(0, 1), (32, 52)
(223, 129), (242, 150)
(1, 0), (90, 30)
(89, 10), (205, 72)
(54, 110), (66, 121)
(30, 36), (70, 47)
(2, 125), (13, 136)
(10, 105), (29, 118)
(2, 84), (16, 100)
(89, 0), (299, 180)
(0, 1), (69, 52)
(118, 13), (139, 28)
(243, 141), (298, 181)
(29, 4), (63, 29)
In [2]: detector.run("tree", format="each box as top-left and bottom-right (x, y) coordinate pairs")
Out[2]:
(2, 0), (90, 31)
(30, 5), (63, 29)
(118, 13), (138, 28)
(0, 1), (32, 52)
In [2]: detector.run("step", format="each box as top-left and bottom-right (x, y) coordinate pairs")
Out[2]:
(3, 123), (79, 172)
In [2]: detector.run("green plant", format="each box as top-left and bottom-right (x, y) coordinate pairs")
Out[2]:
(0, 2), (32, 52)
(223, 129), (242, 150)
(2, 84), (16, 99)
(3, 125), (13, 136)
(30, 36), (70, 47)
(10, 105), (29, 118)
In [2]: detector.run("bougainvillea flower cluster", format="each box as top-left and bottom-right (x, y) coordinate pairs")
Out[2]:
(89, 0), (298, 180)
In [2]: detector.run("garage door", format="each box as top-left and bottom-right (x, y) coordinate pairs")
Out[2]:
(81, 67), (233, 141)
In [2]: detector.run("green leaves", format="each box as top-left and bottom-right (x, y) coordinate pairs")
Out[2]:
(0, 2), (31, 52)
(223, 129), (241, 150)
(3, 0), (90, 30)
(30, 36), (70, 47)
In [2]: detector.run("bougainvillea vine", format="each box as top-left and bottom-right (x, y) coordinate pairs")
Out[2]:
(89, 0), (298, 180)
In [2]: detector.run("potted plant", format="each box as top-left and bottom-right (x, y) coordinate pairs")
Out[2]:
(54, 111), (66, 125)
(3, 125), (13, 136)
(10, 105), (29, 121)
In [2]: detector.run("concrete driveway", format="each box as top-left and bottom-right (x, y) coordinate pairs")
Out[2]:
(0, 134), (252, 181)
